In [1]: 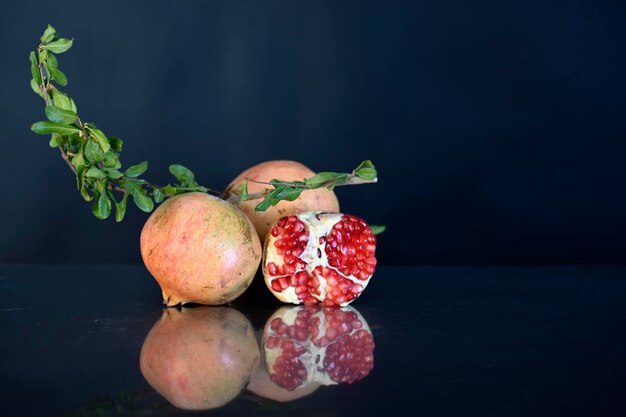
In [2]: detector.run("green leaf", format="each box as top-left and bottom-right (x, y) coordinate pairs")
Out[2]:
(80, 187), (93, 202)
(50, 89), (72, 111)
(71, 143), (85, 168)
(87, 127), (110, 153)
(48, 134), (63, 148)
(125, 181), (154, 213)
(269, 187), (303, 205)
(84, 139), (105, 163)
(254, 197), (272, 212)
(29, 52), (41, 84)
(30, 78), (42, 96)
(102, 151), (121, 169)
(43, 38), (73, 54)
(353, 160), (377, 181)
(369, 225), (386, 235)
(153, 188), (165, 203)
(31, 121), (80, 135)
(108, 137), (123, 152)
(114, 192), (129, 222)
(85, 166), (107, 179)
(305, 172), (349, 188)
(240, 180), (249, 201)
(45, 106), (77, 125)
(125, 161), (148, 178)
(76, 165), (87, 191)
(40, 24), (56, 43)
(92, 191), (112, 220)
(169, 164), (195, 186)
(104, 169), (123, 180)
(48, 67), (67, 86)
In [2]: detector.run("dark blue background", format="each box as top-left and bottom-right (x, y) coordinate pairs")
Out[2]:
(1, 0), (625, 264)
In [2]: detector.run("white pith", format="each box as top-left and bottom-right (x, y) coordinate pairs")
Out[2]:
(263, 306), (372, 389)
(263, 212), (372, 306)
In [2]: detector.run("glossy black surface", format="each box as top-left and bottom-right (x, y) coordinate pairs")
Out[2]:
(2, 265), (626, 416)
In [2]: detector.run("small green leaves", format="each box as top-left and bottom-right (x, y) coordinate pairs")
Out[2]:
(87, 127), (110, 153)
(114, 192), (129, 222)
(153, 188), (165, 203)
(125, 180), (154, 213)
(85, 166), (107, 179)
(125, 161), (148, 178)
(30, 52), (41, 84)
(50, 89), (76, 112)
(31, 121), (80, 135)
(240, 180), (249, 201)
(42, 38), (73, 54)
(369, 225), (386, 235)
(40, 24), (56, 43)
(92, 190), (112, 220)
(84, 139), (105, 163)
(45, 106), (77, 125)
(353, 160), (377, 181)
(46, 54), (67, 86)
(305, 172), (349, 188)
(108, 137), (123, 152)
(169, 164), (196, 186)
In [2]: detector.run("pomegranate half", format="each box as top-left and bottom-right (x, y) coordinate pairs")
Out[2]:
(262, 212), (377, 306)
(261, 305), (375, 391)
(140, 192), (261, 306)
(225, 160), (340, 241)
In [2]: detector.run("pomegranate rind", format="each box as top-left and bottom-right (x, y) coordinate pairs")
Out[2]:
(262, 212), (377, 306)
(140, 192), (262, 306)
(225, 160), (340, 240)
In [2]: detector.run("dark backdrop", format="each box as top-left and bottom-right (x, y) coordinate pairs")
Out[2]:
(1, 0), (625, 265)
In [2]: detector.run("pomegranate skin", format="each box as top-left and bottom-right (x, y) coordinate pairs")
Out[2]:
(140, 307), (260, 410)
(140, 192), (261, 306)
(225, 160), (340, 241)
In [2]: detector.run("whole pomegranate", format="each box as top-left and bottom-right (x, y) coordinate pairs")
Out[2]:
(225, 160), (340, 240)
(140, 307), (260, 410)
(263, 212), (377, 306)
(261, 305), (375, 391)
(140, 192), (261, 306)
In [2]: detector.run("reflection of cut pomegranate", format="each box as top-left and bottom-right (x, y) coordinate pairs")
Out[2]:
(262, 305), (375, 391)
(262, 212), (377, 306)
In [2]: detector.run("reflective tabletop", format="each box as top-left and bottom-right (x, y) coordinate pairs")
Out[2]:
(2, 265), (626, 416)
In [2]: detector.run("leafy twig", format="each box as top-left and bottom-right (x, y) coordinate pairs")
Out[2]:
(29, 25), (379, 223)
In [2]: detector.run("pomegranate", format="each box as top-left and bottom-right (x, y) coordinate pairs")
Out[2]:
(262, 212), (377, 306)
(225, 160), (340, 240)
(140, 307), (260, 410)
(261, 305), (375, 391)
(140, 192), (261, 306)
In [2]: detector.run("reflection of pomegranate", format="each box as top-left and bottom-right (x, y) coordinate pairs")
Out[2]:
(140, 193), (261, 306)
(263, 212), (377, 306)
(261, 305), (375, 391)
(247, 330), (321, 402)
(140, 307), (260, 410)
(225, 160), (340, 240)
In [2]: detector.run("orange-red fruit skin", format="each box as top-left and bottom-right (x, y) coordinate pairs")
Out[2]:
(225, 160), (340, 240)
(140, 192), (262, 306)
(140, 307), (260, 410)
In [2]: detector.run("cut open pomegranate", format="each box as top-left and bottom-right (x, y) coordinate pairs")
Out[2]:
(262, 305), (375, 391)
(262, 212), (377, 306)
